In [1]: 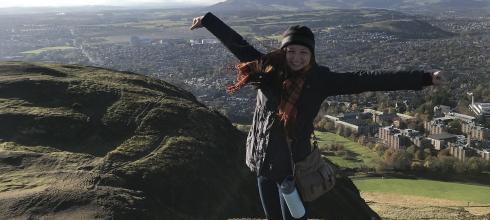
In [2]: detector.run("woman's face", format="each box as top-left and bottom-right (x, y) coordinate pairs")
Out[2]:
(285, 44), (312, 72)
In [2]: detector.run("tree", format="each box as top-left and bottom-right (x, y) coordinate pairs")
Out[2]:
(358, 135), (367, 146)
(415, 149), (426, 160)
(454, 160), (467, 174)
(336, 125), (345, 136)
(407, 145), (417, 155)
(315, 118), (328, 131)
(384, 148), (412, 171)
(324, 120), (335, 131)
(437, 156), (457, 174)
(374, 143), (387, 156)
(421, 139), (434, 154)
(466, 157), (485, 175)
(424, 156), (437, 172)
(343, 127), (352, 138)
(437, 149), (451, 157)
(447, 119), (462, 135)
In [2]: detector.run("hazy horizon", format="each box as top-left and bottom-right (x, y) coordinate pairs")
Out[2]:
(0, 0), (224, 8)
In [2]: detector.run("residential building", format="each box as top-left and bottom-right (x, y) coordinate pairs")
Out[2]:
(462, 123), (490, 141)
(378, 126), (424, 150)
(364, 108), (397, 126)
(424, 118), (450, 134)
(325, 113), (379, 136)
(427, 132), (458, 150)
(447, 135), (490, 161)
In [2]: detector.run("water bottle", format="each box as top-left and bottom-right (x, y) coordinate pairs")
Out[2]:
(280, 176), (305, 219)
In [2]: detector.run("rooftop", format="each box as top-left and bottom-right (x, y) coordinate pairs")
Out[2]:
(470, 103), (490, 116)
(427, 132), (458, 140)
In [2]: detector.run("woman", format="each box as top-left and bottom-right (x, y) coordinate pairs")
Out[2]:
(191, 12), (444, 220)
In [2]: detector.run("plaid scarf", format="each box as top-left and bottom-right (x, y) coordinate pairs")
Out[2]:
(277, 75), (306, 129)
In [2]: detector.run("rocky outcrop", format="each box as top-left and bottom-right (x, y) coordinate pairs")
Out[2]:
(0, 62), (380, 219)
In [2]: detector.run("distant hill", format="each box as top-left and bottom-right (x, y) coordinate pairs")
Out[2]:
(198, 9), (453, 39)
(208, 0), (490, 11)
(360, 19), (455, 39)
(0, 62), (382, 219)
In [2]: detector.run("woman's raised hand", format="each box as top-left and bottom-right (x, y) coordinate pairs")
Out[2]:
(190, 16), (204, 30)
(431, 70), (447, 86)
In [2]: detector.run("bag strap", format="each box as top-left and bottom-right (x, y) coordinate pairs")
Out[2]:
(285, 136), (296, 177)
(288, 132), (320, 177)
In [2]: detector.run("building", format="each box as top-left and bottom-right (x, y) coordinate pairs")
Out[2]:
(378, 126), (424, 150)
(444, 112), (475, 123)
(424, 118), (450, 135)
(447, 134), (490, 161)
(424, 111), (476, 135)
(434, 105), (452, 117)
(462, 123), (490, 141)
(364, 108), (397, 126)
(469, 102), (490, 123)
(448, 135), (471, 161)
(325, 113), (379, 136)
(427, 132), (458, 150)
(448, 145), (467, 161)
(480, 150), (490, 160)
(190, 39), (219, 46)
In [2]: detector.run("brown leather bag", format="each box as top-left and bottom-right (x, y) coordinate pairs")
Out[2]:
(294, 145), (336, 202)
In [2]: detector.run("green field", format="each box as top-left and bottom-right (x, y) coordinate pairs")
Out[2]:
(315, 131), (381, 169)
(354, 178), (490, 204)
(21, 46), (76, 55)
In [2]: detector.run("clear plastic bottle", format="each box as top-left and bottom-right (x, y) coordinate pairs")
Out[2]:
(280, 176), (305, 218)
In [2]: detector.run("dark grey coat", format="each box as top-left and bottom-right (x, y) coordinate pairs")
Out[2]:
(202, 12), (433, 181)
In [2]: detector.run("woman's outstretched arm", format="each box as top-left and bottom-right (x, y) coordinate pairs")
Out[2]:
(322, 69), (443, 96)
(190, 12), (263, 62)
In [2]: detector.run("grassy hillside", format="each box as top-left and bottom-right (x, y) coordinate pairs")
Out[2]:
(0, 61), (257, 219)
(315, 131), (381, 169)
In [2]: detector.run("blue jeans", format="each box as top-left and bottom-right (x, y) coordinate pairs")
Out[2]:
(257, 176), (309, 220)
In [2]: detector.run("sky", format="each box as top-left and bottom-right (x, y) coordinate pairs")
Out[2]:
(0, 0), (224, 8)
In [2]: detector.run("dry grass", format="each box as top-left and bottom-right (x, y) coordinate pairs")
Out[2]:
(362, 192), (490, 219)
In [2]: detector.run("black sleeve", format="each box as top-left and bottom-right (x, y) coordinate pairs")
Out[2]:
(201, 12), (263, 62)
(327, 70), (433, 96)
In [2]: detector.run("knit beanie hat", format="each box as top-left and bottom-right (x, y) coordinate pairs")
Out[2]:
(280, 25), (315, 53)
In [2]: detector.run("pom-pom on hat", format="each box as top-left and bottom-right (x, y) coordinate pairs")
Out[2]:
(280, 25), (315, 53)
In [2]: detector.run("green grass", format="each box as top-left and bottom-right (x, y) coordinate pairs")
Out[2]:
(354, 178), (490, 204)
(21, 46), (76, 55)
(315, 131), (381, 169)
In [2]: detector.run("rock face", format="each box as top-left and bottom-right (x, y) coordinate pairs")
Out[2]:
(0, 62), (379, 219)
